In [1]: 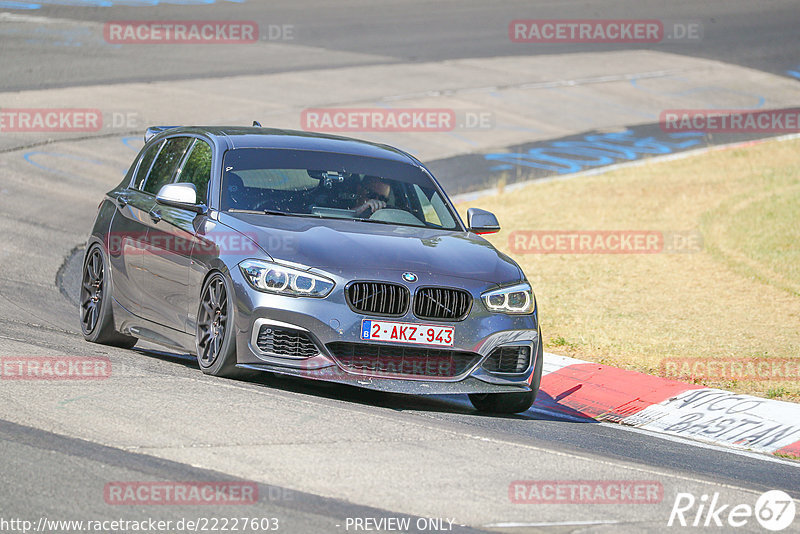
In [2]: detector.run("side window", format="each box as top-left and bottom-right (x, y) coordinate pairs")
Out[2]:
(133, 140), (163, 191)
(175, 139), (212, 203)
(412, 184), (442, 226)
(142, 137), (192, 195)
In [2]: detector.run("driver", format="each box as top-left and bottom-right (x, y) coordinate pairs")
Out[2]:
(353, 175), (391, 216)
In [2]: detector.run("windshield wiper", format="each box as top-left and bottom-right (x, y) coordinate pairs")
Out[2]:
(262, 209), (323, 218)
(350, 217), (393, 225)
(350, 217), (425, 228)
(228, 209), (321, 218)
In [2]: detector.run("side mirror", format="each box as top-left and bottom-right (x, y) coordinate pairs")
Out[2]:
(156, 183), (206, 214)
(467, 208), (501, 235)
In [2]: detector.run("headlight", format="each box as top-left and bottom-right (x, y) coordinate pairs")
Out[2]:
(239, 259), (334, 298)
(482, 282), (534, 314)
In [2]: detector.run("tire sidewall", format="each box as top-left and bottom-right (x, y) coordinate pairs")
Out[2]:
(80, 244), (113, 342)
(196, 271), (239, 376)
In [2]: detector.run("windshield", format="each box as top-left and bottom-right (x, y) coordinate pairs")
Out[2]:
(220, 148), (460, 230)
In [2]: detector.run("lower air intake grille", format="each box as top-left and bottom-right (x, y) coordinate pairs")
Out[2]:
(413, 287), (472, 321)
(326, 342), (480, 378)
(481, 346), (532, 374)
(257, 326), (319, 358)
(347, 282), (410, 316)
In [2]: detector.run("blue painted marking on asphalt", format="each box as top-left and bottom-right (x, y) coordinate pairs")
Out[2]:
(666, 132), (708, 139)
(0, 1), (41, 8)
(122, 136), (143, 151)
(104, 0), (159, 4)
(32, 0), (111, 5)
(23, 151), (126, 179)
(485, 129), (705, 174)
(0, 0), (245, 8)
(787, 70), (800, 80)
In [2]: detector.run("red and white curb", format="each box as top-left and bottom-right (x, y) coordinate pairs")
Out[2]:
(534, 353), (800, 458)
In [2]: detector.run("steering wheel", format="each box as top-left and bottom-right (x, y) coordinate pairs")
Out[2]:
(369, 208), (425, 226)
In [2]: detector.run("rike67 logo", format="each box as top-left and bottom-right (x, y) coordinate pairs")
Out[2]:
(668, 490), (796, 531)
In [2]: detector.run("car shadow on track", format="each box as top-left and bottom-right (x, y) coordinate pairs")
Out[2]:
(130, 346), (596, 423)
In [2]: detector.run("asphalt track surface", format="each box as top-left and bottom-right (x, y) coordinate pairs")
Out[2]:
(1, 0), (799, 90)
(1, 1), (799, 532)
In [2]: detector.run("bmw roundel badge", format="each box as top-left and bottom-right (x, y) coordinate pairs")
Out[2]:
(402, 272), (418, 283)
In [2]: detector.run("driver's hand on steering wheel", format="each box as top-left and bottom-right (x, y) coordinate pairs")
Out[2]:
(355, 199), (386, 216)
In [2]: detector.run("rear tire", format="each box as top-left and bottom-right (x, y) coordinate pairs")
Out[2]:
(79, 244), (138, 349)
(196, 272), (242, 378)
(469, 390), (535, 414)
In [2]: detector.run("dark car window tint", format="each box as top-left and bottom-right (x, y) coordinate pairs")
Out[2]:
(176, 139), (212, 203)
(236, 169), (317, 191)
(220, 148), (460, 230)
(142, 137), (192, 195)
(133, 141), (163, 191)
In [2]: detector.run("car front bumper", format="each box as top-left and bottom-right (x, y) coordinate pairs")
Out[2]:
(229, 266), (541, 395)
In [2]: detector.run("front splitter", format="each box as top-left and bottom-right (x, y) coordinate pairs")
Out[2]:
(236, 363), (531, 395)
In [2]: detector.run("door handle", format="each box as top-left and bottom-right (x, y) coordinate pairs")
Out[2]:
(150, 209), (162, 223)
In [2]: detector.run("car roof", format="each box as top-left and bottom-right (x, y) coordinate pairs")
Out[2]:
(150, 126), (420, 165)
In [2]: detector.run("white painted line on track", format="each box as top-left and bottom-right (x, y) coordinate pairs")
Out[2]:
(602, 422), (800, 468)
(527, 406), (800, 468)
(383, 69), (684, 102)
(0, 12), (95, 25)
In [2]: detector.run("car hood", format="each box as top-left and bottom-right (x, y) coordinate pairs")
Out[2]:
(220, 213), (522, 285)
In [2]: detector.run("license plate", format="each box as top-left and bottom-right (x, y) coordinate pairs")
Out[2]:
(360, 319), (454, 347)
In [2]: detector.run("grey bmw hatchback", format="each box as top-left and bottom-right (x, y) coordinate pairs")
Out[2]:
(81, 126), (542, 413)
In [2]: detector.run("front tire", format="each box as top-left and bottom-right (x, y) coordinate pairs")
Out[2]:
(79, 244), (138, 349)
(469, 336), (543, 414)
(196, 272), (241, 378)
